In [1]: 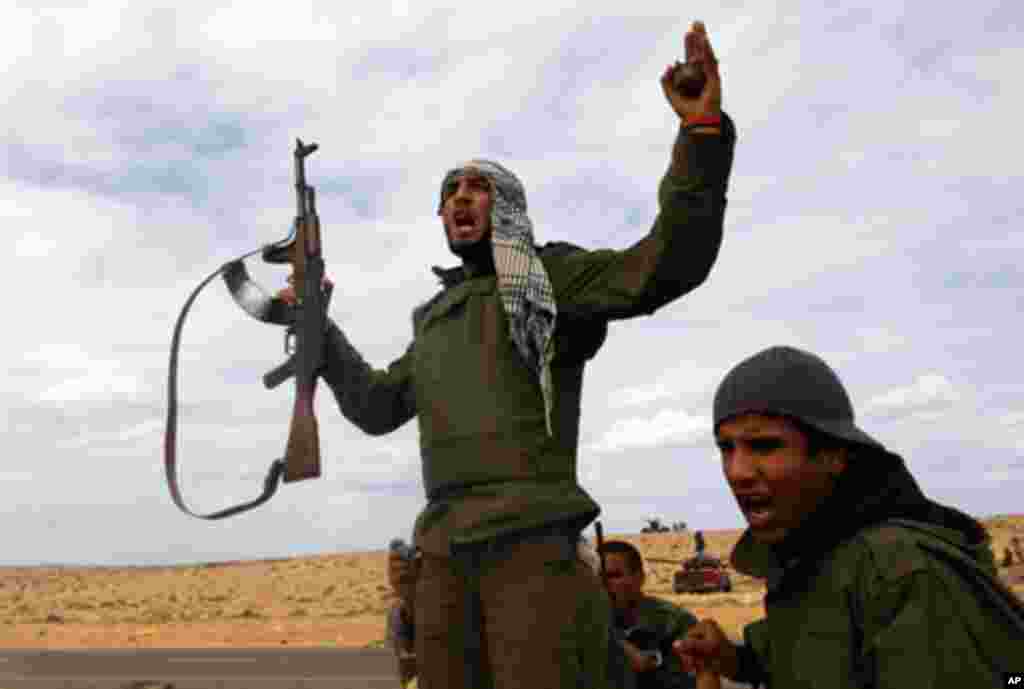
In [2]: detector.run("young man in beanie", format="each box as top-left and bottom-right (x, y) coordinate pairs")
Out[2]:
(302, 21), (737, 689)
(674, 345), (1024, 688)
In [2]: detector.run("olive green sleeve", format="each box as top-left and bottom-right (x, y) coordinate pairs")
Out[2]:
(665, 606), (699, 645)
(320, 320), (417, 436)
(859, 560), (1004, 687)
(547, 113), (736, 321)
(736, 619), (770, 686)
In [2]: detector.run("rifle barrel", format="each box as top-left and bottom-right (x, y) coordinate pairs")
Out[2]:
(293, 139), (318, 218)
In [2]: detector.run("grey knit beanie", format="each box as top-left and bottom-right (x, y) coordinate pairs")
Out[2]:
(712, 346), (884, 451)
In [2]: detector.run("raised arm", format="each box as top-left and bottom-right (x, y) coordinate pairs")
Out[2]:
(320, 320), (416, 436)
(548, 22), (736, 321)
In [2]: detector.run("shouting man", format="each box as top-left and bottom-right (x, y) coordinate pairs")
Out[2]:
(675, 346), (1024, 688)
(315, 21), (736, 689)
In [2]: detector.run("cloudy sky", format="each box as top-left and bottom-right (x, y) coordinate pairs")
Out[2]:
(3, 0), (1021, 566)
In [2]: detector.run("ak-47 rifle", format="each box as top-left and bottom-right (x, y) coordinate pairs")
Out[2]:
(164, 138), (333, 519)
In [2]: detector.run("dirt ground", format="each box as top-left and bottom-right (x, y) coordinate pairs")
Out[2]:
(1, 516), (1021, 649)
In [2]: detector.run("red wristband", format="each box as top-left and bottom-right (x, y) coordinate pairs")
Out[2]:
(683, 114), (722, 128)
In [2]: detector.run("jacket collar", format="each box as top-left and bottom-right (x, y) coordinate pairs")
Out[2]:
(431, 264), (465, 288)
(730, 531), (788, 588)
(430, 257), (497, 289)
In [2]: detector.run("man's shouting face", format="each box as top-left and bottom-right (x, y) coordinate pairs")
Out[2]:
(439, 168), (494, 250)
(716, 413), (845, 545)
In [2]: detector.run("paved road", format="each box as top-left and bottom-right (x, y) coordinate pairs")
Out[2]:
(0, 648), (757, 689)
(0, 647), (398, 689)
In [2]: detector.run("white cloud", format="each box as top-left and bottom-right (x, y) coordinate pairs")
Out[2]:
(202, 3), (341, 43)
(855, 327), (908, 355)
(996, 412), (1024, 455)
(586, 407), (707, 454)
(39, 371), (143, 404)
(999, 411), (1024, 428)
(918, 119), (962, 138)
(608, 360), (717, 410)
(14, 230), (60, 259)
(613, 380), (679, 409)
(983, 464), (1024, 483)
(864, 374), (960, 419)
(59, 418), (164, 450)
(705, 212), (898, 308)
(25, 343), (148, 404)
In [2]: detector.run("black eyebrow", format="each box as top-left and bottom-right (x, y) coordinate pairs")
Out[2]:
(745, 436), (785, 453)
(464, 175), (490, 188)
(715, 435), (785, 449)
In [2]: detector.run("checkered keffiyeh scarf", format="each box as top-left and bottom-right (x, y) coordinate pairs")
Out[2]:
(438, 159), (558, 436)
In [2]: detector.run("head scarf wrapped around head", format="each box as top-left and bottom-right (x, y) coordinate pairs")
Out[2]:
(438, 159), (558, 436)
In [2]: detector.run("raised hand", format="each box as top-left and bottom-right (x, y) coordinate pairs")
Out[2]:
(661, 21), (722, 123)
(276, 273), (334, 306)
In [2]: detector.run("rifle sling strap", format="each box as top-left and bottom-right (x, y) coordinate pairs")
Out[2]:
(164, 246), (287, 520)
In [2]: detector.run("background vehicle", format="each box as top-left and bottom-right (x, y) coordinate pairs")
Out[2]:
(671, 554), (732, 594)
(646, 530), (732, 594)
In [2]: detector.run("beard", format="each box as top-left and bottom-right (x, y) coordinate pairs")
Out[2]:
(447, 228), (495, 272)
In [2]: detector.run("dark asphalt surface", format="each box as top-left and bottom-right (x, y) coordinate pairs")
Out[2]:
(0, 647), (399, 689)
(0, 648), (758, 689)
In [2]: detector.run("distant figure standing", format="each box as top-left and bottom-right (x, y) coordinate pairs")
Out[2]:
(693, 531), (706, 557)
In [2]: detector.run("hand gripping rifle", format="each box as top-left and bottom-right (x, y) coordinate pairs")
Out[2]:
(164, 139), (333, 519)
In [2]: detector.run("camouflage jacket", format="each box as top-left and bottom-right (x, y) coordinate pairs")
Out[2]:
(732, 509), (1023, 688)
(617, 595), (698, 689)
(322, 115), (736, 556)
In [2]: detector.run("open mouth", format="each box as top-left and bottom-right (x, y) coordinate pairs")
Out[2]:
(451, 212), (479, 240)
(736, 494), (775, 526)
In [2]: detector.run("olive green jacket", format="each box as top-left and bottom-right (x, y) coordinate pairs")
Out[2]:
(322, 115), (736, 556)
(619, 595), (698, 689)
(731, 491), (1023, 688)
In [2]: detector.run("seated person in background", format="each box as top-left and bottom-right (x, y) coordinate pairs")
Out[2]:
(600, 540), (701, 689)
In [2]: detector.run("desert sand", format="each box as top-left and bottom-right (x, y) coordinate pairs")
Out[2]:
(1, 515), (1021, 649)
